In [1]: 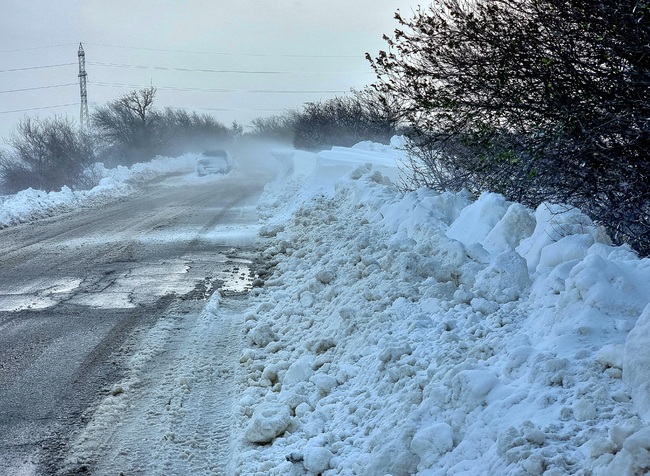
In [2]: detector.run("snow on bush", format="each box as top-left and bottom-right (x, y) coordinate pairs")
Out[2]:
(235, 138), (650, 475)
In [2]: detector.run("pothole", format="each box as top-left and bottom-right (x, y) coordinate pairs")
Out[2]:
(220, 259), (255, 294)
(183, 256), (257, 300)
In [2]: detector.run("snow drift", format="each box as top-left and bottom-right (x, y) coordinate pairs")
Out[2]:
(236, 138), (650, 475)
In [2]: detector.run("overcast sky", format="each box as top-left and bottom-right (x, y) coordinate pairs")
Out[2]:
(0, 1), (421, 141)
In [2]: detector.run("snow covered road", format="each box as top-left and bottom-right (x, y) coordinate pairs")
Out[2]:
(0, 164), (274, 475)
(63, 295), (246, 475)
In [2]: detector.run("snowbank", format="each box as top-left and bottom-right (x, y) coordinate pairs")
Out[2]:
(236, 138), (650, 475)
(0, 154), (199, 229)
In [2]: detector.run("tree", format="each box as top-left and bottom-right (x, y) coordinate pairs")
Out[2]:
(369, 0), (650, 254)
(230, 121), (244, 137)
(0, 116), (95, 193)
(92, 87), (163, 165)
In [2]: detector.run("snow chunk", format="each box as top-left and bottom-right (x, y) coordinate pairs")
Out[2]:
(482, 203), (536, 254)
(597, 344), (625, 370)
(245, 402), (292, 443)
(446, 192), (509, 247)
(283, 356), (315, 388)
(595, 427), (650, 475)
(379, 189), (471, 235)
(411, 422), (454, 467)
(314, 269), (335, 284)
(537, 234), (594, 270)
(379, 344), (413, 364)
(248, 322), (277, 348)
(565, 253), (648, 316)
(449, 368), (500, 410)
(517, 203), (610, 274)
(624, 304), (650, 421)
(303, 446), (333, 473)
(473, 251), (531, 303)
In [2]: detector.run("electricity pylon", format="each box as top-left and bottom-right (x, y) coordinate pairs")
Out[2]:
(78, 43), (89, 130)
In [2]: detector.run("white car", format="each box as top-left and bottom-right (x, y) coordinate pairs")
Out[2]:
(196, 150), (232, 176)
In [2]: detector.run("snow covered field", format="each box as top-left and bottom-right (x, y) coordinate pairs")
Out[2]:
(3, 141), (650, 475)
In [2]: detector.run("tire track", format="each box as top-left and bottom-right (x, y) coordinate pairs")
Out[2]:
(63, 297), (246, 475)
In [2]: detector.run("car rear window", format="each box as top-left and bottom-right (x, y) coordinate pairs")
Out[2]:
(202, 150), (228, 158)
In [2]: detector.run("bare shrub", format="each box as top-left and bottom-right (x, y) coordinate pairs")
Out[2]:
(157, 108), (231, 157)
(292, 88), (402, 151)
(249, 113), (297, 142)
(0, 116), (95, 193)
(92, 87), (163, 166)
(369, 0), (650, 254)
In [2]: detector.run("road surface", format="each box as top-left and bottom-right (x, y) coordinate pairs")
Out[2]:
(0, 167), (274, 475)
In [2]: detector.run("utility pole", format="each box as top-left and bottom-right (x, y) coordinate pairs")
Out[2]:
(78, 43), (89, 130)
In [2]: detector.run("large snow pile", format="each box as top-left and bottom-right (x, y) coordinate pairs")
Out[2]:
(0, 154), (199, 228)
(235, 138), (650, 475)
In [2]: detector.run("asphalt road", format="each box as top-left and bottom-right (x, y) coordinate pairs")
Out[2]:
(0, 167), (274, 475)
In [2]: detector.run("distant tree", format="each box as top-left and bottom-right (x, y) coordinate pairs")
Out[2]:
(230, 121), (244, 138)
(249, 113), (297, 142)
(0, 116), (95, 193)
(157, 108), (230, 156)
(369, 0), (650, 254)
(92, 87), (163, 165)
(293, 88), (402, 150)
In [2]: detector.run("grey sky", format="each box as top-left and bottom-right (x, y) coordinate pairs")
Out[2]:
(0, 1), (420, 140)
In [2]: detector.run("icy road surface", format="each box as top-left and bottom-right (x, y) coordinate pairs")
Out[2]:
(0, 166), (274, 475)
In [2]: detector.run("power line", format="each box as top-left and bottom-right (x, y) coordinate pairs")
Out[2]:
(87, 61), (372, 75)
(0, 41), (361, 59)
(0, 62), (76, 73)
(0, 43), (362, 118)
(90, 80), (348, 94)
(191, 106), (287, 113)
(85, 42), (361, 59)
(0, 43), (77, 54)
(0, 103), (77, 115)
(0, 83), (77, 94)
(0, 102), (287, 116)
